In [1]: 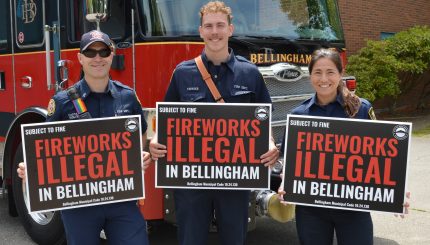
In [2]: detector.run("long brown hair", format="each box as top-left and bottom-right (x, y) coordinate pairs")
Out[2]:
(309, 49), (361, 117)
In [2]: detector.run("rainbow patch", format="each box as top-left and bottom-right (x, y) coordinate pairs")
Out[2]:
(72, 98), (88, 114)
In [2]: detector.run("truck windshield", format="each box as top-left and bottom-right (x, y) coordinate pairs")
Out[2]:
(139, 0), (344, 41)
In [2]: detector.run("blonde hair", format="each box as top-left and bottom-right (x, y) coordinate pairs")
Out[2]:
(199, 1), (233, 25)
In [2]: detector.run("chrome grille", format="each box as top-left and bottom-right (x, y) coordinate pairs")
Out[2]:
(264, 76), (314, 97)
(272, 99), (307, 122)
(260, 64), (312, 145)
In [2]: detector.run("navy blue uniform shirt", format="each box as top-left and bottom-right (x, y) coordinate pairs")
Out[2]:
(291, 93), (373, 119)
(47, 79), (147, 133)
(164, 50), (272, 104)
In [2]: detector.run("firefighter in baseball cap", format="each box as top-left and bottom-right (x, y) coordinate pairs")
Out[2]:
(18, 30), (150, 245)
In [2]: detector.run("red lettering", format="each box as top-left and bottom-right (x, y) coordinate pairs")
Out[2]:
(362, 137), (374, 155)
(346, 155), (363, 183)
(72, 136), (86, 154)
(365, 157), (381, 184)
(63, 137), (72, 155)
(86, 153), (102, 179)
(46, 158), (60, 184)
(105, 151), (121, 177)
(121, 132), (132, 149)
(317, 153), (330, 180)
(303, 152), (315, 178)
(216, 119), (227, 136)
(35, 139), (44, 158)
(182, 118), (192, 136)
(383, 158), (396, 186)
(188, 137), (200, 162)
(335, 134), (349, 153)
(37, 158), (45, 185)
(201, 137), (213, 163)
(232, 138), (246, 163)
(87, 135), (99, 153)
(167, 136), (173, 162)
(121, 150), (134, 175)
(332, 154), (345, 181)
(110, 133), (122, 150)
(250, 120), (260, 137)
(297, 132), (306, 150)
(175, 137), (186, 162)
(75, 154), (89, 180)
(193, 119), (201, 136)
(215, 137), (230, 163)
(295, 151), (302, 177)
(60, 156), (73, 182)
(248, 138), (259, 164)
(51, 138), (63, 156)
(312, 133), (323, 151)
(324, 134), (333, 152)
(202, 119), (216, 136)
(228, 119), (239, 136)
(44, 139), (51, 157)
(167, 118), (175, 135)
(99, 134), (110, 151)
(349, 136), (361, 154)
(387, 139), (398, 157)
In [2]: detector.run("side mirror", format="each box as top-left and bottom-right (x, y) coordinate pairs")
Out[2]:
(85, 0), (110, 30)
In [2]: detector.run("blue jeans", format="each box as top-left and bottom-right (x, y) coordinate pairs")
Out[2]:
(295, 205), (373, 245)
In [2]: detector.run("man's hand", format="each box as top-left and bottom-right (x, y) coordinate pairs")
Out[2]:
(141, 151), (151, 172)
(149, 134), (167, 161)
(17, 162), (26, 179)
(260, 139), (279, 168)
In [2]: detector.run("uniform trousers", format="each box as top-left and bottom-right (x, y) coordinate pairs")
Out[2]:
(61, 201), (149, 245)
(174, 189), (250, 245)
(295, 205), (373, 245)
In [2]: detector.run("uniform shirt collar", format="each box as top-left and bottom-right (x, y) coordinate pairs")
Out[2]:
(201, 48), (235, 72)
(305, 92), (343, 110)
(79, 79), (118, 99)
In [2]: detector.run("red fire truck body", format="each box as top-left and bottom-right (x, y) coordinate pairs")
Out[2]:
(0, 0), (351, 243)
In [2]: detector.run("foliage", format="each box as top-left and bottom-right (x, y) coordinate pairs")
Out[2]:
(346, 26), (430, 104)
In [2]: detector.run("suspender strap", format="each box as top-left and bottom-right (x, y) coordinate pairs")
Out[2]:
(194, 55), (225, 103)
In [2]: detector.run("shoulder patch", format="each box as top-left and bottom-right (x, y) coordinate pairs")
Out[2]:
(368, 107), (377, 120)
(47, 99), (56, 116)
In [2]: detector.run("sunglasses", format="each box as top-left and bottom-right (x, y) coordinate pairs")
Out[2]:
(82, 48), (112, 58)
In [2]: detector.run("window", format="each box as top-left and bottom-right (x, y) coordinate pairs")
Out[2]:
(380, 32), (395, 40)
(67, 0), (126, 43)
(0, 1), (9, 50)
(14, 0), (46, 48)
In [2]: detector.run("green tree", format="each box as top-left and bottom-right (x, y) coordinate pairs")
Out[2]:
(346, 26), (430, 111)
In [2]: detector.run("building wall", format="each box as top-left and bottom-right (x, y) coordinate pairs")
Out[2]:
(338, 0), (430, 56)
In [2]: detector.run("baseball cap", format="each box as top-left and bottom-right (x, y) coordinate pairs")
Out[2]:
(80, 30), (112, 52)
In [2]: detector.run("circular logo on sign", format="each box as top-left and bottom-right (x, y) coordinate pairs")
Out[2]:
(255, 106), (269, 121)
(125, 118), (139, 132)
(392, 125), (409, 140)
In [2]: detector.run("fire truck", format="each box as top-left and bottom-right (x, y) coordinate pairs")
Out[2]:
(0, 0), (353, 244)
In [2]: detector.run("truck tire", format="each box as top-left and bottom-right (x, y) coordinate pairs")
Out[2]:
(12, 143), (66, 245)
(7, 183), (18, 217)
